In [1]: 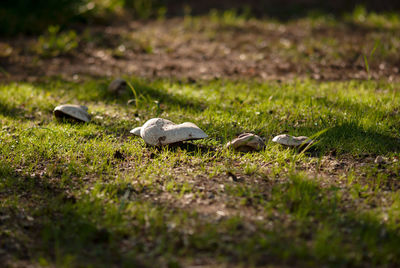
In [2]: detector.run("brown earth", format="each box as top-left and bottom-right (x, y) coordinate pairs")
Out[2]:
(0, 16), (399, 83)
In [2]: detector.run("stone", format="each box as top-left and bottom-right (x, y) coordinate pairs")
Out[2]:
(132, 118), (208, 146)
(53, 104), (90, 122)
(272, 134), (312, 147)
(226, 133), (265, 152)
(108, 78), (127, 94)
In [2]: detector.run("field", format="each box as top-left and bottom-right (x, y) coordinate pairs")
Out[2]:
(1, 4), (400, 267)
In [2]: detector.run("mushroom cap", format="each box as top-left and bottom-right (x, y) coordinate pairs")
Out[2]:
(374, 156), (385, 164)
(130, 127), (142, 136)
(139, 118), (208, 146)
(272, 134), (312, 147)
(108, 78), (127, 93)
(226, 133), (265, 152)
(53, 104), (90, 122)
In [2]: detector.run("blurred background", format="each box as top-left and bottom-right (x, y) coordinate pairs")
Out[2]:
(2, 0), (400, 35)
(1, 0), (399, 82)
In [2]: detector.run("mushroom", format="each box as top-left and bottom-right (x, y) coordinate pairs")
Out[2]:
(226, 133), (265, 152)
(272, 134), (312, 147)
(53, 104), (90, 123)
(108, 78), (127, 95)
(374, 156), (386, 164)
(130, 118), (208, 146)
(130, 127), (141, 136)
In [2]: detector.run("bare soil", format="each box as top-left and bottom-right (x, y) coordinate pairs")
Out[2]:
(1, 17), (399, 83)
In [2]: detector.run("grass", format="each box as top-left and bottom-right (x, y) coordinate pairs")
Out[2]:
(1, 4), (400, 267)
(1, 77), (400, 267)
(35, 25), (79, 58)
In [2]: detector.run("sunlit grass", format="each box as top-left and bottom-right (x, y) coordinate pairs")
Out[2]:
(1, 78), (400, 266)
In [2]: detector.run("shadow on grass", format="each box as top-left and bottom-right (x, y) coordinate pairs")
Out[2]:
(152, 141), (217, 155)
(0, 101), (25, 119)
(39, 173), (400, 266)
(40, 206), (144, 267)
(262, 174), (400, 266)
(33, 78), (208, 113)
(2, 154), (400, 266)
(0, 161), (143, 267)
(312, 95), (393, 118)
(316, 122), (400, 155)
(132, 80), (208, 112)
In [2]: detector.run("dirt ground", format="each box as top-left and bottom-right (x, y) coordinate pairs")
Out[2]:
(1, 16), (399, 83)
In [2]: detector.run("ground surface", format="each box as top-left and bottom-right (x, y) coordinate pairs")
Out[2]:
(1, 8), (400, 268)
(1, 8), (400, 83)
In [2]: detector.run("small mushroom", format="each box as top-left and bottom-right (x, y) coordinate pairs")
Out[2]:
(374, 156), (385, 164)
(226, 133), (265, 152)
(53, 104), (90, 123)
(130, 127), (141, 136)
(108, 78), (127, 94)
(272, 134), (312, 147)
(131, 118), (208, 146)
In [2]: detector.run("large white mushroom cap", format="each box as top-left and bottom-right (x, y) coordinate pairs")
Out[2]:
(131, 118), (208, 146)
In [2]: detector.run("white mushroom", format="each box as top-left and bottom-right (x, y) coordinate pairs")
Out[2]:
(108, 78), (127, 94)
(53, 104), (90, 123)
(130, 127), (142, 136)
(226, 133), (265, 152)
(272, 134), (312, 147)
(131, 118), (208, 146)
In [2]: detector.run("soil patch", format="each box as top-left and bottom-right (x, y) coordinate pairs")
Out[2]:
(1, 17), (399, 83)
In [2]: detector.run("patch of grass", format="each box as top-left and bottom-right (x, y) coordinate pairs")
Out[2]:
(347, 5), (400, 30)
(1, 77), (400, 266)
(209, 7), (252, 27)
(35, 26), (79, 58)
